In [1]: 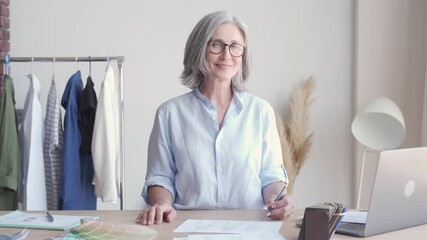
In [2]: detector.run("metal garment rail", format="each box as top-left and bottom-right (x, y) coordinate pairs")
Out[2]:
(0, 56), (126, 210)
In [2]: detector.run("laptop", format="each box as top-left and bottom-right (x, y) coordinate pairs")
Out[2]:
(336, 147), (427, 237)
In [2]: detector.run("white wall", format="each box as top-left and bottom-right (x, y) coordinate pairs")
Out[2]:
(355, 0), (427, 208)
(423, 62), (427, 146)
(10, 0), (354, 210)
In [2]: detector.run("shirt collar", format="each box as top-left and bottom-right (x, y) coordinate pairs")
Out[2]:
(194, 87), (211, 106)
(194, 87), (243, 113)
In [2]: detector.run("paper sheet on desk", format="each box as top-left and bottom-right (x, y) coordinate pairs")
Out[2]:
(174, 219), (282, 233)
(188, 233), (284, 240)
(173, 233), (284, 240)
(341, 211), (368, 224)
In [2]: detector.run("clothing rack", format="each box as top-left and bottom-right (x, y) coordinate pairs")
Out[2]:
(0, 56), (126, 210)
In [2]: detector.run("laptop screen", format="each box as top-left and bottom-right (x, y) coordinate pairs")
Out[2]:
(364, 147), (427, 236)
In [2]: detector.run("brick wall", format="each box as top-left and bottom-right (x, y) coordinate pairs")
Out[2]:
(0, 0), (9, 75)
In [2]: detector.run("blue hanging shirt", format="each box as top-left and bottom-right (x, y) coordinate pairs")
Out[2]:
(60, 71), (96, 210)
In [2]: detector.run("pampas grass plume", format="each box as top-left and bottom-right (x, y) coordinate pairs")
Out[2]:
(277, 76), (316, 194)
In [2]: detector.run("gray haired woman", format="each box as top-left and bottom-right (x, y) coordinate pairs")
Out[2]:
(136, 11), (293, 225)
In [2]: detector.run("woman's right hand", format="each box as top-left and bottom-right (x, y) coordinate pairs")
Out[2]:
(135, 202), (177, 225)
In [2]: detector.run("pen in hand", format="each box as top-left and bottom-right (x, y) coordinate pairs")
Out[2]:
(46, 211), (54, 222)
(267, 183), (288, 215)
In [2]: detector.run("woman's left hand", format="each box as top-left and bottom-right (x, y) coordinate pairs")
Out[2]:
(266, 194), (294, 220)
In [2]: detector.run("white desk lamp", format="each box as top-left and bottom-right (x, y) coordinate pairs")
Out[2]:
(351, 97), (406, 209)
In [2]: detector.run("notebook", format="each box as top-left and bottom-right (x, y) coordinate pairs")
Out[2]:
(336, 147), (427, 237)
(0, 211), (99, 231)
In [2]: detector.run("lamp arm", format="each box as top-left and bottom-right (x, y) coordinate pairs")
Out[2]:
(356, 146), (367, 209)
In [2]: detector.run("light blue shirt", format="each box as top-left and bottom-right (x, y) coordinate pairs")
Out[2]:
(142, 88), (287, 210)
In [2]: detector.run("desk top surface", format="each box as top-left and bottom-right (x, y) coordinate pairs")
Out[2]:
(0, 209), (426, 239)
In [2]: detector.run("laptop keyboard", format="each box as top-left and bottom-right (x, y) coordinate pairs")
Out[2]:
(338, 222), (366, 231)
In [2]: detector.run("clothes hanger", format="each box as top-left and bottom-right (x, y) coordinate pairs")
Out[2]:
(31, 56), (34, 74)
(52, 56), (56, 80)
(75, 56), (79, 71)
(5, 54), (9, 75)
(105, 55), (110, 72)
(89, 56), (92, 77)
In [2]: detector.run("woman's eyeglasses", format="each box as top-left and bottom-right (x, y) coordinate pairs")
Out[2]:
(207, 40), (245, 57)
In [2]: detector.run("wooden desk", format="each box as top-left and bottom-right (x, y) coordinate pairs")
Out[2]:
(1, 210), (426, 239)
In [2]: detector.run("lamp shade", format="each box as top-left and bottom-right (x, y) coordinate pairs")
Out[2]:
(351, 97), (406, 150)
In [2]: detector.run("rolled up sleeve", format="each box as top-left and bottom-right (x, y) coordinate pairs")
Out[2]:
(141, 108), (177, 205)
(259, 105), (288, 189)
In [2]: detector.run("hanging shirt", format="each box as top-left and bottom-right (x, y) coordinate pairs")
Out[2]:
(141, 88), (287, 210)
(79, 76), (97, 154)
(0, 75), (20, 210)
(92, 65), (120, 204)
(78, 76), (97, 210)
(18, 74), (47, 210)
(61, 71), (96, 210)
(43, 78), (64, 210)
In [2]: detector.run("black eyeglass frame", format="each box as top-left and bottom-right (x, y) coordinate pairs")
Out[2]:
(207, 40), (246, 57)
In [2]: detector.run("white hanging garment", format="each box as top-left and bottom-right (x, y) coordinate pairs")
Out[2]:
(91, 65), (121, 204)
(18, 73), (47, 210)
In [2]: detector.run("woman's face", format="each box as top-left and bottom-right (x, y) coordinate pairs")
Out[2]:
(205, 23), (244, 83)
